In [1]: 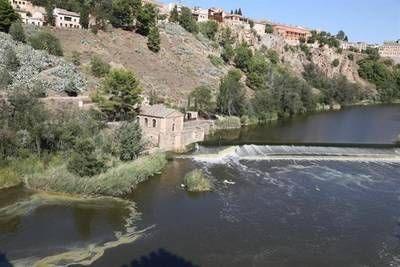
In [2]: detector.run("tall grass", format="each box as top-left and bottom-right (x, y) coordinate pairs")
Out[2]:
(24, 153), (167, 197)
(184, 169), (213, 192)
(215, 116), (242, 130)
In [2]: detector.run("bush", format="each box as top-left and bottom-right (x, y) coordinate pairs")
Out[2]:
(184, 169), (213, 192)
(9, 22), (25, 42)
(199, 20), (219, 40)
(0, 67), (11, 88)
(136, 3), (157, 36)
(215, 116), (241, 129)
(208, 54), (224, 67)
(67, 138), (107, 177)
(71, 51), (81, 66)
(147, 26), (161, 53)
(116, 121), (144, 161)
(348, 54), (354, 61)
(90, 56), (110, 77)
(4, 46), (20, 71)
(332, 59), (340, 67)
(28, 31), (63, 56)
(179, 7), (198, 33)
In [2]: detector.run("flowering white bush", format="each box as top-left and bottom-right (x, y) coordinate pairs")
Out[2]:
(0, 32), (87, 94)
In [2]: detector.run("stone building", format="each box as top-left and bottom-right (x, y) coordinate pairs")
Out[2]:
(224, 14), (250, 30)
(379, 40), (400, 63)
(341, 41), (368, 52)
(272, 24), (311, 46)
(254, 21), (268, 36)
(9, 0), (45, 26)
(138, 104), (211, 151)
(208, 7), (225, 23)
(53, 8), (81, 29)
(192, 7), (208, 22)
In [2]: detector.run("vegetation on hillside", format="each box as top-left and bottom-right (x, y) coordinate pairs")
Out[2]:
(184, 169), (213, 192)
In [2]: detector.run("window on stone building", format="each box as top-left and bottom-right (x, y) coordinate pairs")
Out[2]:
(145, 118), (149, 127)
(172, 123), (175, 132)
(152, 119), (157, 128)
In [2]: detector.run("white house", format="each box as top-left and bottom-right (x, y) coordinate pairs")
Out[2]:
(53, 8), (81, 29)
(9, 0), (45, 26)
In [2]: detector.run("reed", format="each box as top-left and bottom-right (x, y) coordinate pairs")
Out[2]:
(184, 169), (213, 192)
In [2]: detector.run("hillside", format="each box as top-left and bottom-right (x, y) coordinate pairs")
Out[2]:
(49, 23), (229, 105)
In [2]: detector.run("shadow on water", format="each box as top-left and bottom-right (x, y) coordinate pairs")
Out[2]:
(0, 252), (12, 267)
(122, 248), (199, 267)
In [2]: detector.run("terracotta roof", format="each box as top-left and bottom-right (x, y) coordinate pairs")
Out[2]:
(139, 104), (183, 118)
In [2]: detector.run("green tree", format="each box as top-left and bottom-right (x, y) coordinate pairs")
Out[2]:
(266, 49), (279, 64)
(110, 0), (134, 28)
(67, 138), (106, 177)
(217, 70), (246, 116)
(169, 4), (179, 23)
(0, 0), (19, 32)
(4, 46), (20, 72)
(80, 4), (90, 28)
(336, 30), (346, 41)
(94, 69), (142, 121)
(234, 42), (253, 71)
(265, 24), (273, 34)
(90, 56), (110, 77)
(29, 31), (63, 56)
(45, 0), (55, 26)
(147, 25), (160, 52)
(238, 8), (242, 15)
(9, 22), (26, 42)
(332, 58), (340, 67)
(116, 121), (143, 161)
(190, 85), (213, 113)
(199, 20), (219, 40)
(179, 7), (198, 33)
(136, 3), (157, 36)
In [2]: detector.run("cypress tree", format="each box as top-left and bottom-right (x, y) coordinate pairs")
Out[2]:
(169, 5), (179, 23)
(0, 0), (19, 32)
(147, 26), (160, 53)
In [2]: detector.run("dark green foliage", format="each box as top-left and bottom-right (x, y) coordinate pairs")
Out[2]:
(90, 56), (110, 77)
(266, 49), (279, 64)
(265, 24), (273, 34)
(246, 52), (268, 90)
(310, 30), (340, 48)
(116, 121), (143, 161)
(94, 69), (142, 121)
(217, 70), (246, 116)
(179, 7), (198, 33)
(249, 20), (254, 28)
(136, 3), (157, 36)
(0, 0), (19, 32)
(199, 20), (219, 40)
(234, 42), (253, 71)
(189, 85), (214, 113)
(336, 30), (348, 41)
(364, 47), (380, 61)
(45, 0), (55, 26)
(29, 31), (63, 56)
(4, 46), (20, 72)
(332, 59), (340, 67)
(79, 4), (89, 28)
(147, 26), (160, 52)
(348, 54), (354, 61)
(221, 43), (234, 63)
(67, 138), (106, 177)
(64, 81), (79, 97)
(9, 22), (26, 43)
(110, 0), (135, 28)
(169, 5), (179, 23)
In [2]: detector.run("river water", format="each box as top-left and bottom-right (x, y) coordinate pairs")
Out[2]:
(1, 105), (400, 267)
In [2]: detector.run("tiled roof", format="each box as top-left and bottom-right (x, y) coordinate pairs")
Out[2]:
(139, 104), (183, 118)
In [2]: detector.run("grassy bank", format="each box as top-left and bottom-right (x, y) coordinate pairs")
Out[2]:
(20, 153), (167, 197)
(1, 153), (167, 196)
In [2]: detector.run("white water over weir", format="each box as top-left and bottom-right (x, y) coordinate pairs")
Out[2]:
(187, 145), (400, 163)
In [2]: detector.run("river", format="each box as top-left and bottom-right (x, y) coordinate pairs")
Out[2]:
(1, 105), (400, 267)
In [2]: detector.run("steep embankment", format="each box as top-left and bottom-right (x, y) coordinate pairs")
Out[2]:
(50, 23), (229, 105)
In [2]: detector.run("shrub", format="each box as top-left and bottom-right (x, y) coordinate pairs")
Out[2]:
(215, 116), (241, 129)
(179, 7), (198, 33)
(234, 42), (253, 71)
(136, 3), (157, 36)
(208, 54), (224, 67)
(90, 56), (110, 77)
(184, 169), (213, 192)
(71, 51), (81, 66)
(348, 54), (354, 61)
(332, 59), (340, 67)
(199, 20), (219, 40)
(0, 166), (21, 189)
(147, 26), (161, 53)
(67, 138), (107, 177)
(266, 49), (279, 64)
(4, 46), (20, 71)
(221, 43), (234, 63)
(0, 67), (11, 88)
(115, 121), (144, 161)
(9, 22), (25, 42)
(28, 31), (63, 56)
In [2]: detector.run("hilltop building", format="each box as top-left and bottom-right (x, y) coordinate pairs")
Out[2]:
(192, 7), (208, 22)
(138, 104), (212, 151)
(379, 40), (400, 63)
(208, 7), (225, 23)
(341, 41), (368, 52)
(224, 14), (250, 30)
(53, 8), (81, 29)
(9, 0), (45, 26)
(272, 24), (312, 45)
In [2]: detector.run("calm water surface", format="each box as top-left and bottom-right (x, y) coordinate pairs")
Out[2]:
(1, 105), (400, 267)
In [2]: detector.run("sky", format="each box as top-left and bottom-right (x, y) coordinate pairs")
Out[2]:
(161, 0), (400, 44)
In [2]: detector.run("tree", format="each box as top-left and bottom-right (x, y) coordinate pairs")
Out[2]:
(336, 30), (346, 41)
(71, 51), (81, 66)
(45, 0), (55, 26)
(217, 70), (246, 116)
(80, 4), (90, 28)
(0, 0), (19, 32)
(237, 8), (242, 16)
(190, 86), (213, 113)
(67, 137), (106, 177)
(169, 4), (179, 23)
(136, 3), (157, 36)
(199, 20), (219, 40)
(9, 22), (26, 43)
(147, 26), (160, 52)
(179, 7), (198, 33)
(234, 42), (253, 71)
(332, 58), (340, 67)
(265, 24), (273, 34)
(94, 69), (142, 121)
(116, 121), (144, 161)
(28, 31), (63, 56)
(249, 20), (254, 29)
(90, 56), (110, 77)
(4, 46), (20, 72)
(110, 0), (134, 28)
